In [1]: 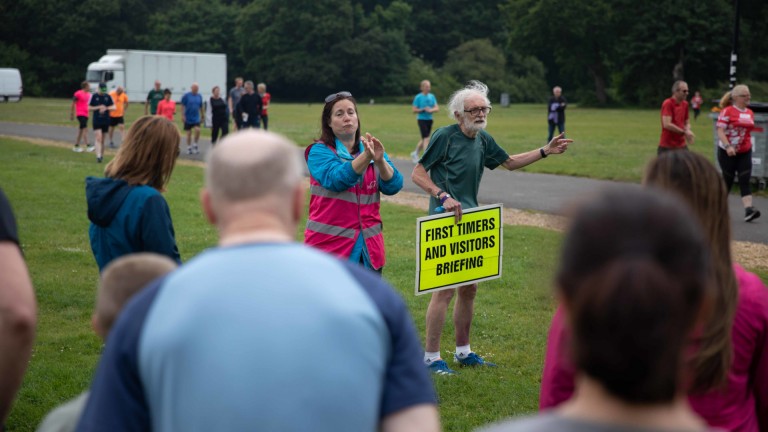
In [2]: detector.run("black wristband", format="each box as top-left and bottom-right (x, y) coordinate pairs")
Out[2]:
(435, 189), (444, 199)
(540, 148), (548, 158)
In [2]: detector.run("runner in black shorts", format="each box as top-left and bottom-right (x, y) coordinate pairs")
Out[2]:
(109, 117), (124, 127)
(77, 116), (88, 129)
(184, 122), (201, 131)
(418, 120), (433, 140)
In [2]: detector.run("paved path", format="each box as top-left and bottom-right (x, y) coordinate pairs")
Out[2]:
(1, 121), (765, 244)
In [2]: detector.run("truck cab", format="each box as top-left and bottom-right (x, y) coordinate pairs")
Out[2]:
(86, 55), (125, 92)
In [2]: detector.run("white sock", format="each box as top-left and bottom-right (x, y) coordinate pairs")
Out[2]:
(456, 345), (471, 359)
(424, 352), (441, 365)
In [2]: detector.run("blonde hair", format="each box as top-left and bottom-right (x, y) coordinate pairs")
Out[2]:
(719, 84), (749, 108)
(105, 116), (180, 190)
(96, 253), (177, 334)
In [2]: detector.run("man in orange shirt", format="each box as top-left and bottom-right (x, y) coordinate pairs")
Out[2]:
(108, 86), (129, 148)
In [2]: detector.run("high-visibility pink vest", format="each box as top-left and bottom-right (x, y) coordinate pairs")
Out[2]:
(304, 143), (385, 269)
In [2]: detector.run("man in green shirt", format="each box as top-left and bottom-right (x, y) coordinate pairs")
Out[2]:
(412, 80), (572, 375)
(145, 80), (164, 115)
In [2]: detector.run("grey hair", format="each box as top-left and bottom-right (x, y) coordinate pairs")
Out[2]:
(672, 80), (687, 93)
(244, 80), (254, 89)
(447, 80), (490, 120)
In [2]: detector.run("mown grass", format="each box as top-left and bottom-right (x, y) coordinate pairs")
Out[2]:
(0, 97), (721, 182)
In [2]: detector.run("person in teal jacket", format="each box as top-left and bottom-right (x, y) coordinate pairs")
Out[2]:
(86, 116), (182, 271)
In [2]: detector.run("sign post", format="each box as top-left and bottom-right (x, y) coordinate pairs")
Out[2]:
(415, 204), (503, 295)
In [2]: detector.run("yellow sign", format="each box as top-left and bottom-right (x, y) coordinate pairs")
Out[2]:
(415, 204), (503, 295)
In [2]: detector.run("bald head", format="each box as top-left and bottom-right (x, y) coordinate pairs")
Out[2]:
(206, 130), (303, 206)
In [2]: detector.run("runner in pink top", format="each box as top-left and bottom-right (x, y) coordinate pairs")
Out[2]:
(70, 81), (92, 152)
(540, 151), (768, 432)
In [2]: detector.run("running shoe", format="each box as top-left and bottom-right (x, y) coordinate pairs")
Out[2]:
(72, 146), (84, 153)
(745, 206), (761, 222)
(427, 360), (457, 375)
(455, 352), (497, 368)
(411, 151), (419, 164)
(96, 156), (103, 163)
(193, 144), (200, 155)
(187, 146), (193, 155)
(109, 141), (115, 148)
(86, 145), (95, 152)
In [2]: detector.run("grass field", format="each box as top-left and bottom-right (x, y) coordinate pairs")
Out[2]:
(0, 101), (765, 431)
(0, 97), (724, 183)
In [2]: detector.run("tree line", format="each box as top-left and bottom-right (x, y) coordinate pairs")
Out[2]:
(1, 0), (766, 105)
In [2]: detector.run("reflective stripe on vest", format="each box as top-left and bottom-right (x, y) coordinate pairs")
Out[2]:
(304, 142), (386, 269)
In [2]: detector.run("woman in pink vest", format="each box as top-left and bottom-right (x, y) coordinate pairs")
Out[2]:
(304, 91), (403, 272)
(540, 151), (768, 432)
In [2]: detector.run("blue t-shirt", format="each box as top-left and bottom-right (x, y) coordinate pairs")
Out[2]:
(75, 243), (435, 432)
(413, 93), (437, 121)
(90, 93), (114, 125)
(181, 92), (203, 124)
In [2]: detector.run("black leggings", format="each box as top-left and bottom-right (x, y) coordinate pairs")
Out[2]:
(211, 118), (229, 145)
(717, 147), (752, 197)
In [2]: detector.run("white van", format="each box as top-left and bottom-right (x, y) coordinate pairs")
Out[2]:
(0, 68), (23, 102)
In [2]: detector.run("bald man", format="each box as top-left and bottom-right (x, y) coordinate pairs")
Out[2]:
(76, 130), (440, 432)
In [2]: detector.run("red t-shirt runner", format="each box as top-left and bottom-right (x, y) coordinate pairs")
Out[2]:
(659, 97), (689, 148)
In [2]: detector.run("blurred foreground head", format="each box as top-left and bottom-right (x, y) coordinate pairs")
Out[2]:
(644, 150), (737, 392)
(557, 187), (711, 403)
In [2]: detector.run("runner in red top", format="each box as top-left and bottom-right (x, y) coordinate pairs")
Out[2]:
(691, 90), (704, 120)
(716, 84), (760, 221)
(658, 80), (694, 154)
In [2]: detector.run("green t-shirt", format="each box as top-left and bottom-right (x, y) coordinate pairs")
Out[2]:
(420, 124), (509, 214)
(146, 89), (164, 114)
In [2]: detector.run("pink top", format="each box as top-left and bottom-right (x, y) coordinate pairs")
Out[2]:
(540, 264), (768, 432)
(73, 90), (91, 117)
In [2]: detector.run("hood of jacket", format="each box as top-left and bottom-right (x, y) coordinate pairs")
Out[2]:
(86, 176), (133, 227)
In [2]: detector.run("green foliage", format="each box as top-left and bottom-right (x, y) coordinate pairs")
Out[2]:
(138, 0), (239, 55)
(406, 58), (461, 103)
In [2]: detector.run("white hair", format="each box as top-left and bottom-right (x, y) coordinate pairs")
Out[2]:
(447, 80), (490, 120)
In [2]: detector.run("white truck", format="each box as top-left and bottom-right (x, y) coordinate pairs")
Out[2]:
(85, 49), (227, 103)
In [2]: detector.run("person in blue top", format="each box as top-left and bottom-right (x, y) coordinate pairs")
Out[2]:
(304, 91), (403, 272)
(89, 82), (115, 163)
(411, 80), (439, 163)
(86, 115), (182, 272)
(181, 83), (204, 155)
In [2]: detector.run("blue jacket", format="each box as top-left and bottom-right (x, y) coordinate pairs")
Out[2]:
(86, 177), (181, 271)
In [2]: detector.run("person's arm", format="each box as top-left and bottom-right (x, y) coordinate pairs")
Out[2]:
(429, 101), (439, 113)
(144, 93), (150, 115)
(228, 91), (234, 114)
(363, 133), (394, 181)
(123, 97), (128, 114)
(661, 115), (686, 134)
(540, 305), (577, 409)
(412, 163), (462, 223)
(307, 144), (364, 192)
(684, 119), (695, 145)
(378, 153), (403, 196)
(199, 98), (205, 122)
(501, 132), (571, 171)
(70, 96), (76, 120)
(0, 242), (36, 424)
(381, 405), (440, 432)
(717, 125), (737, 156)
